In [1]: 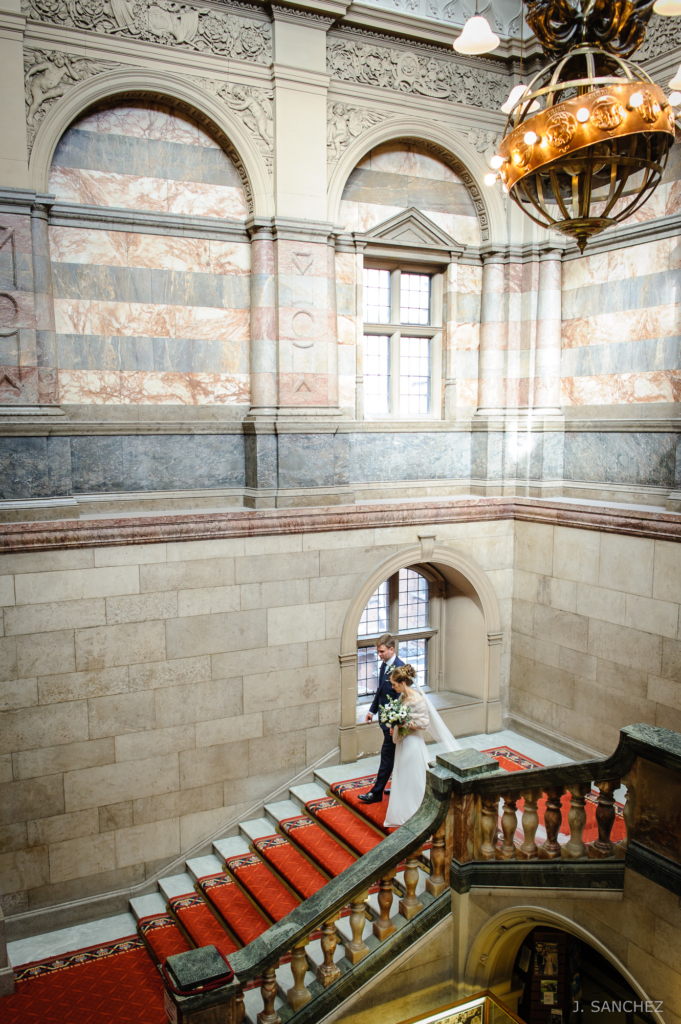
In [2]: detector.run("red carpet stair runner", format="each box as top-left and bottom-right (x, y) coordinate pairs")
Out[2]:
(3, 745), (625, 1022)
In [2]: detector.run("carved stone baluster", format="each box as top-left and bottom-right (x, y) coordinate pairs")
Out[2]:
(236, 987), (245, 1024)
(316, 917), (341, 987)
(620, 769), (637, 854)
(399, 848), (424, 920)
(287, 940), (311, 1011)
(497, 792), (518, 860)
(344, 891), (370, 964)
(562, 782), (590, 860)
(373, 870), (397, 940)
(539, 786), (563, 860)
(257, 963), (281, 1024)
(588, 779), (619, 858)
(426, 821), (447, 896)
(480, 795), (499, 860)
(518, 788), (541, 860)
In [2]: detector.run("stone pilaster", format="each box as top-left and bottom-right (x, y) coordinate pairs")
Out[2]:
(248, 222), (278, 416)
(476, 248), (506, 415)
(31, 200), (58, 404)
(534, 246), (563, 415)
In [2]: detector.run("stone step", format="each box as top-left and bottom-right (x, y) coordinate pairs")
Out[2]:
(130, 893), (167, 921)
(158, 873), (195, 902)
(239, 817), (278, 843)
(213, 836), (250, 863)
(264, 799), (302, 827)
(289, 782), (327, 811)
(186, 855), (224, 883)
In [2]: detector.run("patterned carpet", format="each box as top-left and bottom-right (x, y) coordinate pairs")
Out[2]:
(169, 894), (238, 957)
(138, 914), (191, 965)
(279, 814), (357, 876)
(225, 852), (301, 922)
(197, 873), (270, 946)
(253, 833), (329, 898)
(305, 796), (384, 855)
(482, 746), (626, 843)
(1, 938), (166, 1023)
(329, 777), (392, 833)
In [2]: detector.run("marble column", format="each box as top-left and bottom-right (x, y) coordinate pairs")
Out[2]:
(534, 246), (563, 414)
(476, 248), (507, 414)
(443, 258), (457, 420)
(31, 200), (58, 405)
(249, 223), (277, 415)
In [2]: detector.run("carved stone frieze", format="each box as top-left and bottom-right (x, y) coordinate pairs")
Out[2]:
(326, 101), (397, 163)
(192, 79), (274, 173)
(24, 48), (120, 153)
(326, 36), (508, 110)
(465, 127), (502, 155)
(22, 0), (272, 62)
(634, 13), (681, 61)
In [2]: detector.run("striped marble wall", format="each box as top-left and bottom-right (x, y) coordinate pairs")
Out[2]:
(561, 138), (681, 407)
(47, 102), (251, 405)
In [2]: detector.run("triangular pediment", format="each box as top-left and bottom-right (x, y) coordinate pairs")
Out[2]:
(359, 207), (465, 254)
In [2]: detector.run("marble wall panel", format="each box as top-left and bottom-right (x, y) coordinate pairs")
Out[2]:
(277, 433), (349, 489)
(561, 370), (681, 405)
(564, 432), (677, 486)
(349, 431), (471, 482)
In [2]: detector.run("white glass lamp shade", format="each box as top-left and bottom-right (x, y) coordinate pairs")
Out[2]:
(654, 0), (681, 14)
(453, 16), (500, 55)
(501, 83), (540, 114)
(669, 64), (681, 90)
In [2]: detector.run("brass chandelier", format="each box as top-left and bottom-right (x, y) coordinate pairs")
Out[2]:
(486, 0), (679, 251)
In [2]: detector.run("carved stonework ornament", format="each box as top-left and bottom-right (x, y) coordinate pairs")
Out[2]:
(21, 0), (272, 63)
(326, 36), (507, 110)
(23, 48), (120, 153)
(466, 127), (502, 155)
(192, 78), (273, 172)
(327, 102), (397, 163)
(634, 12), (681, 60)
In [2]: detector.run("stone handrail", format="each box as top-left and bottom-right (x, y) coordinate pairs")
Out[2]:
(162, 725), (681, 1024)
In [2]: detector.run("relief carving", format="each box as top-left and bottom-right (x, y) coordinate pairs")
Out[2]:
(633, 13), (681, 60)
(22, 0), (272, 62)
(327, 102), (397, 163)
(466, 127), (502, 155)
(326, 36), (507, 110)
(191, 79), (273, 173)
(24, 49), (120, 152)
(399, 135), (491, 240)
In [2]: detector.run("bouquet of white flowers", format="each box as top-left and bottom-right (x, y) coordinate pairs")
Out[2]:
(379, 694), (413, 737)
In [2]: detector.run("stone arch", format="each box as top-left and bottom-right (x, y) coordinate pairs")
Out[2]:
(28, 68), (273, 216)
(464, 904), (664, 1022)
(327, 118), (507, 244)
(338, 543), (503, 762)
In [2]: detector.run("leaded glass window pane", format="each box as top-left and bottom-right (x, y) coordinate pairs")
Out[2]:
(400, 337), (430, 416)
(398, 568), (428, 630)
(358, 579), (389, 636)
(363, 268), (391, 324)
(357, 646), (380, 698)
(400, 273), (430, 325)
(397, 638), (427, 686)
(364, 335), (390, 417)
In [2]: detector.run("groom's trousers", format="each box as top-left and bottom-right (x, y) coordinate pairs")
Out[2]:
(372, 725), (395, 796)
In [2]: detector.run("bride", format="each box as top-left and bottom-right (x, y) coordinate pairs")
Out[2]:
(383, 664), (461, 829)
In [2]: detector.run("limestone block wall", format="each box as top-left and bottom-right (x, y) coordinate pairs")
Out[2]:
(0, 517), (512, 925)
(48, 102), (251, 407)
(510, 519), (681, 755)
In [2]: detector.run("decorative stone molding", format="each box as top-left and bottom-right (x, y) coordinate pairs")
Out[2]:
(326, 101), (396, 163)
(326, 35), (508, 109)
(633, 13), (681, 61)
(21, 0), (272, 62)
(401, 136), (490, 240)
(23, 48), (120, 153)
(193, 79), (274, 172)
(465, 127), (502, 155)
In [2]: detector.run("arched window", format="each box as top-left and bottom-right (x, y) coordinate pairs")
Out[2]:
(356, 567), (437, 704)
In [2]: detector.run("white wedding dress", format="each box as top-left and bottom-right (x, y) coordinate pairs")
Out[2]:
(384, 692), (462, 828)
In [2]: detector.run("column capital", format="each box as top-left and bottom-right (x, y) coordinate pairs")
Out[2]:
(479, 244), (507, 264)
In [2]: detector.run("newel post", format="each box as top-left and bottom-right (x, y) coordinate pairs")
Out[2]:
(434, 748), (503, 866)
(161, 949), (240, 1024)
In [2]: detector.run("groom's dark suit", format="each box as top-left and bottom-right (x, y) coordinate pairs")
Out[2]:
(368, 655), (404, 798)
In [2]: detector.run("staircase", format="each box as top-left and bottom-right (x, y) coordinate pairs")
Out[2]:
(129, 759), (432, 1021)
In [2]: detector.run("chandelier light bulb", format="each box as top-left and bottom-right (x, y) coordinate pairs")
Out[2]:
(669, 91), (681, 106)
(453, 15), (500, 55)
(490, 155), (504, 169)
(653, 0), (681, 14)
(524, 131), (538, 144)
(629, 92), (644, 108)
(501, 83), (541, 114)
(669, 65), (681, 90)
(576, 107), (590, 122)
(484, 172), (498, 186)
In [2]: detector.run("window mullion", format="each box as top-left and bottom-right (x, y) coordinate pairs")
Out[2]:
(388, 572), (399, 635)
(390, 332), (400, 416)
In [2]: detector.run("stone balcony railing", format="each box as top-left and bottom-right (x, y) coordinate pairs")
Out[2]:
(161, 724), (681, 1024)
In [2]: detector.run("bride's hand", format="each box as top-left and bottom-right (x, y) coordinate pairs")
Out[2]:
(389, 727), (394, 737)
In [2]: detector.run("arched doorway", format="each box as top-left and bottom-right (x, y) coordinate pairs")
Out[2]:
(339, 542), (503, 762)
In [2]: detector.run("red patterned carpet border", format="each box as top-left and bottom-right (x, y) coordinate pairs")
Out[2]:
(138, 914), (191, 965)
(253, 833), (328, 899)
(482, 746), (626, 843)
(198, 873), (271, 946)
(2, 940), (166, 1024)
(169, 894), (238, 957)
(280, 815), (357, 876)
(330, 776), (391, 833)
(305, 796), (383, 856)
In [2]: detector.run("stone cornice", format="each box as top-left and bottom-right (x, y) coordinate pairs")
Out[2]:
(1, 496), (680, 553)
(48, 202), (250, 241)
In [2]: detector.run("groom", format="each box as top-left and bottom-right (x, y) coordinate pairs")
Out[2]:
(359, 633), (404, 805)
